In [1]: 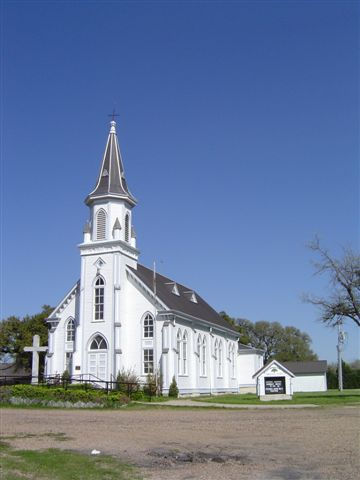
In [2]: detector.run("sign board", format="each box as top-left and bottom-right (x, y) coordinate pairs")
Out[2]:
(264, 376), (285, 395)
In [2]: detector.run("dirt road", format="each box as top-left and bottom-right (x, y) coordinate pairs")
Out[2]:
(1, 406), (359, 480)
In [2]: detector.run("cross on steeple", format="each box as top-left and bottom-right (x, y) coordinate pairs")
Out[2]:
(24, 335), (48, 384)
(108, 109), (119, 121)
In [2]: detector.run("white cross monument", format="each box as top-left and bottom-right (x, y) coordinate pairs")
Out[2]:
(24, 335), (48, 384)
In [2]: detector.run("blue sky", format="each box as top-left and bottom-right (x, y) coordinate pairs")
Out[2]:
(1, 0), (359, 362)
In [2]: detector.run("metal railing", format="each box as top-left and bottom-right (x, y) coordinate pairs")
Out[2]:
(0, 374), (158, 400)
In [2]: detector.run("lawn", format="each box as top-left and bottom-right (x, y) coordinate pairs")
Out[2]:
(191, 389), (360, 405)
(0, 442), (141, 480)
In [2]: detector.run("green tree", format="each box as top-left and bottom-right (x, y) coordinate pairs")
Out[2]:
(0, 305), (52, 371)
(235, 318), (317, 363)
(274, 326), (318, 362)
(219, 311), (251, 344)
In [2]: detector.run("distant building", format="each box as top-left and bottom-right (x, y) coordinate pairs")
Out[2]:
(237, 343), (264, 393)
(253, 360), (328, 395)
(282, 361), (327, 392)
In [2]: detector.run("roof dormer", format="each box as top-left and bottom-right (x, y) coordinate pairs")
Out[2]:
(183, 290), (198, 303)
(165, 282), (180, 296)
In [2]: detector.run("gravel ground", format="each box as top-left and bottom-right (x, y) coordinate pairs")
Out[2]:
(1, 406), (359, 480)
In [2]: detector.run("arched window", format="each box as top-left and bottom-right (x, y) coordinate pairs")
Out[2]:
(201, 336), (207, 376)
(96, 209), (107, 240)
(182, 331), (188, 375)
(197, 335), (201, 357)
(214, 340), (218, 360)
(231, 344), (235, 378)
(124, 213), (130, 242)
(90, 335), (107, 350)
(218, 341), (223, 377)
(94, 276), (105, 321)
(66, 318), (75, 342)
(143, 313), (154, 338)
(177, 329), (182, 374)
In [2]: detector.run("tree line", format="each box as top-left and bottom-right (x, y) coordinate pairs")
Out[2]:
(220, 312), (318, 363)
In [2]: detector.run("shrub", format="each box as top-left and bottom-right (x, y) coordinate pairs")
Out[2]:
(115, 368), (140, 395)
(168, 376), (179, 398)
(61, 370), (71, 388)
(143, 373), (157, 397)
(130, 390), (145, 401)
(0, 384), (129, 408)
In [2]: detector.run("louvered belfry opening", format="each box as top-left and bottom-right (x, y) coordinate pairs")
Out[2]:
(125, 214), (129, 242)
(96, 209), (107, 240)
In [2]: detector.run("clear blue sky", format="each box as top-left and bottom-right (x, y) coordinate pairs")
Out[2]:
(1, 1), (359, 363)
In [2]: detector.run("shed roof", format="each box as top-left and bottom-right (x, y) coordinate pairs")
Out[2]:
(282, 361), (327, 375)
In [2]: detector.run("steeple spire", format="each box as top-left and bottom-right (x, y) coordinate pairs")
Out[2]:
(85, 120), (137, 206)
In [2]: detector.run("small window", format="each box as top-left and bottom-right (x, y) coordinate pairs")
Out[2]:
(66, 318), (75, 342)
(125, 213), (130, 242)
(96, 209), (107, 240)
(94, 276), (105, 321)
(90, 335), (107, 350)
(143, 348), (154, 374)
(143, 313), (154, 338)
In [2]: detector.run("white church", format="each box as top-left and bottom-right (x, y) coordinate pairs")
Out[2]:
(45, 120), (263, 395)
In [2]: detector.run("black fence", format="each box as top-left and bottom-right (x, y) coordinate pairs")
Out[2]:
(0, 375), (33, 386)
(0, 375), (158, 399)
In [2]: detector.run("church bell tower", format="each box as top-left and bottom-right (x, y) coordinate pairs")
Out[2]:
(76, 119), (139, 380)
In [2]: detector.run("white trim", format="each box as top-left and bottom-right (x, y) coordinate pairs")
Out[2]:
(47, 282), (79, 321)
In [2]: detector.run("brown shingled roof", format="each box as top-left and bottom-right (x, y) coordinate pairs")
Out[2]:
(129, 264), (238, 334)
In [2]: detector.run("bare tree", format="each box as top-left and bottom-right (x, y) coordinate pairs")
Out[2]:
(304, 237), (360, 327)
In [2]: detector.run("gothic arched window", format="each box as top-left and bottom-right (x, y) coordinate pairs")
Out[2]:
(201, 336), (207, 376)
(182, 331), (188, 375)
(218, 341), (223, 377)
(231, 344), (236, 378)
(177, 329), (182, 374)
(125, 213), (130, 242)
(90, 334), (107, 350)
(96, 209), (107, 240)
(143, 313), (154, 338)
(94, 276), (105, 321)
(197, 335), (201, 357)
(66, 318), (75, 342)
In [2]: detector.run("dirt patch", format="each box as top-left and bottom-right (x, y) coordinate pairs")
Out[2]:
(1, 406), (359, 479)
(146, 447), (249, 465)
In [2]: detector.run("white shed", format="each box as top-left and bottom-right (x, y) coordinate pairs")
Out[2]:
(282, 361), (327, 392)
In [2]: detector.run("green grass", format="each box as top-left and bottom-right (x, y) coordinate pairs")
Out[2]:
(191, 389), (360, 405)
(0, 442), (141, 480)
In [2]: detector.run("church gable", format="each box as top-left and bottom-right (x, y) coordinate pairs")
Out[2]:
(47, 281), (79, 326)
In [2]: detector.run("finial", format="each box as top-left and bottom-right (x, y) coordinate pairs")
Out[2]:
(108, 109), (119, 133)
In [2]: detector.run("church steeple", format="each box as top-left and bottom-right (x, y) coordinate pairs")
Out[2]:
(85, 120), (137, 206)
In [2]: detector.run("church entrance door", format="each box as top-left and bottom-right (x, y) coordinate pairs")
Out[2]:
(88, 335), (108, 382)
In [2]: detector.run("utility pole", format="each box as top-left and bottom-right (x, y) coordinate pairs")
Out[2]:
(337, 320), (345, 391)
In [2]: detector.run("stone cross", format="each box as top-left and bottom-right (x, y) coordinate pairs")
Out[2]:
(24, 335), (47, 384)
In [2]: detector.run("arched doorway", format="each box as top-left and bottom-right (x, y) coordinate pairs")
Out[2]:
(88, 334), (108, 381)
